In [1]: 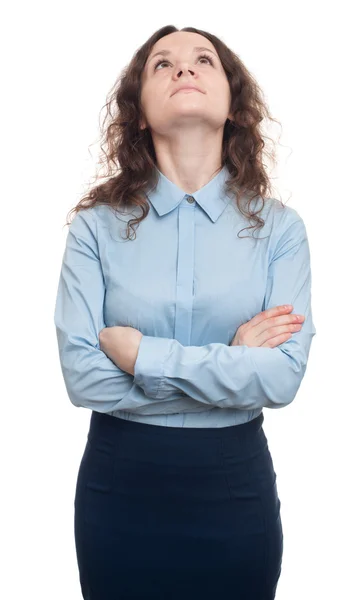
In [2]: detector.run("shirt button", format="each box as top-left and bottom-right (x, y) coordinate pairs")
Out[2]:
(186, 196), (195, 203)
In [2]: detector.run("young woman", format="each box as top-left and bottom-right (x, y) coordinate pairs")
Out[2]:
(54, 24), (316, 599)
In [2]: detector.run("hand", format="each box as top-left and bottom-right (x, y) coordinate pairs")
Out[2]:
(230, 305), (305, 348)
(98, 326), (143, 375)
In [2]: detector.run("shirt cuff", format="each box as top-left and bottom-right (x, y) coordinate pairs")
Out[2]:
(133, 335), (174, 398)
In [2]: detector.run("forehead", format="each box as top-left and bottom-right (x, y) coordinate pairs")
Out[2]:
(149, 31), (217, 56)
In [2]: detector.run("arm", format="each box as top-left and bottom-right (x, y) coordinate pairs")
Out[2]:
(133, 215), (316, 410)
(53, 208), (218, 416)
(54, 208), (139, 412)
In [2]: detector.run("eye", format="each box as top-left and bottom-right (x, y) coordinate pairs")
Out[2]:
(153, 53), (214, 71)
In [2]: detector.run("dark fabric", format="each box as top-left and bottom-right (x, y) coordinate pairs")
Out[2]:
(74, 410), (283, 599)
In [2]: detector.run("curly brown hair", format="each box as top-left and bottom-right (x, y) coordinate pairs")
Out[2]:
(65, 24), (285, 240)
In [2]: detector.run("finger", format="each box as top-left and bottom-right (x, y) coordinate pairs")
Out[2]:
(246, 305), (293, 329)
(260, 332), (292, 348)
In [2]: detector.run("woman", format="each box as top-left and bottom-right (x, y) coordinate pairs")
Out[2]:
(54, 24), (316, 599)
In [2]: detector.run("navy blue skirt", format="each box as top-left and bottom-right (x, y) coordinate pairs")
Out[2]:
(74, 411), (283, 599)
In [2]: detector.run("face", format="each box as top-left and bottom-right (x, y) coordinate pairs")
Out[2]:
(140, 31), (232, 135)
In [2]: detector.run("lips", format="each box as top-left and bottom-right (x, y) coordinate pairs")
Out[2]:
(172, 86), (203, 96)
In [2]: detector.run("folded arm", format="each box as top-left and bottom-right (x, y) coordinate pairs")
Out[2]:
(54, 209), (144, 413)
(133, 216), (316, 410)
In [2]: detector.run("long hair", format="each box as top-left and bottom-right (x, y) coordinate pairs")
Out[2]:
(65, 24), (285, 240)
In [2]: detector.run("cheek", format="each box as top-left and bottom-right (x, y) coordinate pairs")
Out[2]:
(141, 84), (161, 112)
(215, 86), (233, 117)
(141, 89), (170, 125)
(216, 79), (232, 101)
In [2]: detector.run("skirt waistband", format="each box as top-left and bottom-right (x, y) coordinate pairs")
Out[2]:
(88, 410), (264, 442)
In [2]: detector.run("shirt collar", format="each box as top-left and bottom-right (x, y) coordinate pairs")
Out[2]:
(145, 164), (235, 223)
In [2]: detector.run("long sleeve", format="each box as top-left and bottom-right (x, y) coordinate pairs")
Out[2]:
(133, 215), (316, 410)
(54, 209), (139, 412)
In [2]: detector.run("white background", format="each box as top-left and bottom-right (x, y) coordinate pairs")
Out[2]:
(2, 1), (352, 598)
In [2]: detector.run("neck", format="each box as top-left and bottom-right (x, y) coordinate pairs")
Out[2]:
(151, 127), (224, 194)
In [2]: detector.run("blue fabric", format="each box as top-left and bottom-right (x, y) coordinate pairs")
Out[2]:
(74, 410), (283, 599)
(54, 164), (316, 426)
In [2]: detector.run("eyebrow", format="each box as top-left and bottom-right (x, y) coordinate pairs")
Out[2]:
(147, 46), (218, 65)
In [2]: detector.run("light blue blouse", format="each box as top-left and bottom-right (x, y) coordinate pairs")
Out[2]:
(54, 165), (316, 427)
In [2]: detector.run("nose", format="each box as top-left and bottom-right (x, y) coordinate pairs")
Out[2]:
(171, 60), (196, 79)
(177, 68), (195, 77)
